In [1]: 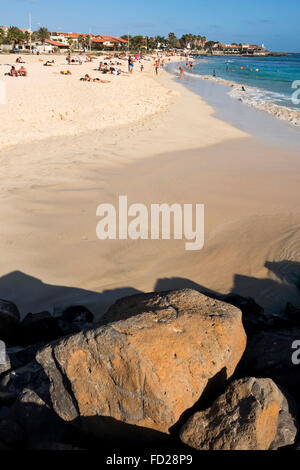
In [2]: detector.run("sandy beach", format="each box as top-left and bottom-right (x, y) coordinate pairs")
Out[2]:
(0, 54), (173, 150)
(0, 52), (299, 319)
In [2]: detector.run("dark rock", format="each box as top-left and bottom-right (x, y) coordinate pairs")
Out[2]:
(222, 294), (268, 333)
(285, 303), (300, 322)
(6, 343), (46, 370)
(179, 377), (298, 451)
(18, 312), (62, 347)
(235, 328), (300, 401)
(57, 305), (94, 336)
(0, 359), (45, 407)
(10, 388), (74, 444)
(0, 299), (20, 343)
(0, 353), (10, 376)
(0, 366), (80, 449)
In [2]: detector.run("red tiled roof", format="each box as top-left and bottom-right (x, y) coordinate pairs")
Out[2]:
(45, 39), (68, 47)
(51, 32), (128, 44)
(114, 37), (128, 43)
(91, 37), (105, 43)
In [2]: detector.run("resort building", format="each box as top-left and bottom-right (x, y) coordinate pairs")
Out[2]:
(213, 42), (268, 55)
(49, 32), (128, 50)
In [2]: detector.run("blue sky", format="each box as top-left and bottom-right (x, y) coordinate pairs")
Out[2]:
(1, 0), (300, 52)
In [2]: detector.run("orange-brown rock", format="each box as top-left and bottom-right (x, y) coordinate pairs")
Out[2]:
(36, 289), (246, 440)
(179, 377), (299, 450)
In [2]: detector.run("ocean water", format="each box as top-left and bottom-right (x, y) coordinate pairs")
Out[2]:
(189, 54), (300, 110)
(166, 57), (300, 151)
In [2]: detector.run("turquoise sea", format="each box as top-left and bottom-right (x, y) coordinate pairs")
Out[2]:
(189, 54), (300, 110)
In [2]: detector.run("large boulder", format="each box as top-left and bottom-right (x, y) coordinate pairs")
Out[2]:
(179, 377), (299, 450)
(33, 289), (246, 440)
(0, 299), (20, 343)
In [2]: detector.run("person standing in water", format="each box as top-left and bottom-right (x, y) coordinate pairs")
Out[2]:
(179, 67), (184, 79)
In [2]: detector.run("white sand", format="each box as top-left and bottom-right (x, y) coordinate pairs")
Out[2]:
(0, 54), (173, 150)
(0, 53), (299, 319)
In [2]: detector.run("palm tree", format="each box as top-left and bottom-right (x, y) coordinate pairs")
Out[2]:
(84, 35), (91, 51)
(147, 37), (156, 51)
(78, 35), (85, 51)
(0, 28), (4, 45)
(168, 32), (180, 49)
(7, 26), (24, 48)
(23, 31), (31, 47)
(67, 38), (74, 52)
(130, 35), (145, 51)
(36, 27), (50, 44)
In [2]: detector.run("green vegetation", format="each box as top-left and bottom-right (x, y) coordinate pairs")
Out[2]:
(118, 32), (210, 52)
(35, 27), (50, 44)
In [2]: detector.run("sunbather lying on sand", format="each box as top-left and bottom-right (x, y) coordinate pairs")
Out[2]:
(80, 74), (110, 83)
(16, 57), (25, 64)
(60, 70), (72, 75)
(44, 60), (55, 66)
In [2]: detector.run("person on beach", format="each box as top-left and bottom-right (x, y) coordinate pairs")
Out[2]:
(213, 69), (216, 77)
(60, 70), (72, 75)
(179, 67), (184, 80)
(16, 57), (25, 64)
(18, 66), (27, 77)
(140, 64), (144, 72)
(80, 74), (110, 83)
(155, 61), (159, 76)
(128, 56), (132, 73)
(10, 66), (18, 77)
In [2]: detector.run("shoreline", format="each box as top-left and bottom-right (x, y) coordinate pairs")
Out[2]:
(171, 62), (300, 127)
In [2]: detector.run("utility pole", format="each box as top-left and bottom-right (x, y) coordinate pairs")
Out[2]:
(29, 12), (32, 53)
(128, 32), (130, 53)
(89, 27), (92, 52)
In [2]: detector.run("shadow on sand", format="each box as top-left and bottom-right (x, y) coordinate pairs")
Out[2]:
(0, 270), (141, 320)
(154, 260), (300, 315)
